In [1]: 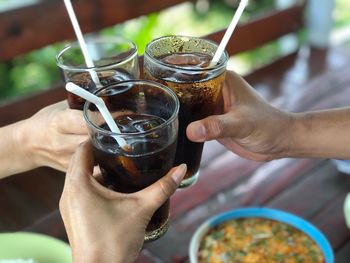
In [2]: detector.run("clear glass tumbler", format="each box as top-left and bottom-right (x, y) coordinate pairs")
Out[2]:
(84, 80), (179, 241)
(57, 36), (139, 109)
(144, 35), (228, 188)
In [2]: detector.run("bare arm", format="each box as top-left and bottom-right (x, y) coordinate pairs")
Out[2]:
(0, 121), (34, 177)
(187, 70), (350, 161)
(0, 101), (88, 178)
(290, 108), (350, 159)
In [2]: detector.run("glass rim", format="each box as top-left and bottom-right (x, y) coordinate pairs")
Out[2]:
(144, 35), (229, 72)
(56, 36), (138, 72)
(83, 79), (179, 137)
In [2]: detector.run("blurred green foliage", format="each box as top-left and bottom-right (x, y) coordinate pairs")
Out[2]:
(0, 43), (65, 100)
(0, 0), (349, 102)
(334, 0), (350, 28)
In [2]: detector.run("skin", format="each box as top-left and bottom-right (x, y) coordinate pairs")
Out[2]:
(187, 70), (350, 161)
(0, 100), (186, 262)
(0, 101), (88, 178)
(60, 142), (186, 263)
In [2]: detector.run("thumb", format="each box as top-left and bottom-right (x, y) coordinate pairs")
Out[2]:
(138, 164), (187, 211)
(58, 109), (88, 135)
(65, 141), (94, 185)
(186, 113), (237, 142)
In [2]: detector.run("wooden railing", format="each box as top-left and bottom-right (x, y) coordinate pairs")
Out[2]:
(0, 0), (304, 62)
(0, 0), (306, 127)
(0, 0), (186, 61)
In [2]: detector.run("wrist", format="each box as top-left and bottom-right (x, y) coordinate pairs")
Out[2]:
(72, 248), (125, 263)
(12, 120), (39, 170)
(266, 110), (298, 160)
(286, 112), (321, 158)
(288, 109), (350, 159)
(0, 121), (37, 178)
(70, 237), (139, 263)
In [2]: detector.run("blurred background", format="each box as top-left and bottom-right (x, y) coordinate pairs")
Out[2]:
(0, 0), (349, 103)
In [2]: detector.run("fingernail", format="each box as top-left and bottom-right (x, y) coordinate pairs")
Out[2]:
(171, 164), (187, 184)
(191, 123), (206, 141)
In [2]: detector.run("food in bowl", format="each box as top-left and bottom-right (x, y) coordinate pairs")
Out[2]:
(190, 208), (334, 263)
(198, 217), (324, 263)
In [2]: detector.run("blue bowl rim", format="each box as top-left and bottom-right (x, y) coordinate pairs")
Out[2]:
(189, 207), (334, 263)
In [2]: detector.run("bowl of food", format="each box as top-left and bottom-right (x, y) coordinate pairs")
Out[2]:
(189, 207), (334, 263)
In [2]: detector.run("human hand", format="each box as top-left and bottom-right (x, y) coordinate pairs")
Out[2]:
(59, 142), (186, 263)
(15, 101), (88, 171)
(186, 70), (294, 161)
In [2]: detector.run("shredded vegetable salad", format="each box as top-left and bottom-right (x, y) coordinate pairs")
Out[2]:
(198, 218), (324, 263)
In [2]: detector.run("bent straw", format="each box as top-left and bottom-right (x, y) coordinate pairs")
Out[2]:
(63, 0), (102, 87)
(66, 82), (127, 147)
(210, 0), (249, 66)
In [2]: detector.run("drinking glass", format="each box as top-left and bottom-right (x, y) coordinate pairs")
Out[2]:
(84, 80), (179, 241)
(144, 35), (228, 188)
(57, 36), (139, 109)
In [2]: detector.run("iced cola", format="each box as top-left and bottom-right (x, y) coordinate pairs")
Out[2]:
(84, 80), (179, 241)
(56, 37), (139, 110)
(144, 36), (228, 188)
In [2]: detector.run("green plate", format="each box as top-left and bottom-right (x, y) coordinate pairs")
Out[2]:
(0, 232), (71, 263)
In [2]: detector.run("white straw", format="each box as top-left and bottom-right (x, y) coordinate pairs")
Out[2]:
(210, 0), (249, 66)
(63, 0), (102, 87)
(66, 82), (127, 147)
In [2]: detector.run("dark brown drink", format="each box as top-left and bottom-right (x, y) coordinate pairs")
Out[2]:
(66, 69), (133, 109)
(93, 114), (177, 237)
(84, 80), (179, 241)
(56, 37), (139, 110)
(144, 40), (227, 188)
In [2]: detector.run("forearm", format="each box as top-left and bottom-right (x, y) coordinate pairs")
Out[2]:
(289, 108), (350, 159)
(71, 239), (138, 263)
(72, 249), (132, 263)
(0, 121), (36, 178)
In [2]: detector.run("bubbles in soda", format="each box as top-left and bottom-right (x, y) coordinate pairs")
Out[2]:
(144, 51), (226, 185)
(156, 52), (212, 83)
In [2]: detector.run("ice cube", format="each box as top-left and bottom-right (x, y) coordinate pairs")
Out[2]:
(132, 118), (163, 132)
(116, 116), (139, 133)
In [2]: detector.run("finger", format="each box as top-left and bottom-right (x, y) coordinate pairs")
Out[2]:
(51, 136), (89, 169)
(138, 164), (187, 211)
(92, 166), (105, 185)
(57, 109), (88, 134)
(225, 70), (250, 89)
(186, 113), (238, 142)
(51, 136), (89, 172)
(53, 100), (69, 110)
(225, 70), (269, 103)
(58, 135), (89, 150)
(66, 141), (94, 184)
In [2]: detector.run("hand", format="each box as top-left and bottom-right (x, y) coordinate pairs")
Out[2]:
(59, 142), (186, 263)
(186, 70), (294, 161)
(15, 101), (88, 171)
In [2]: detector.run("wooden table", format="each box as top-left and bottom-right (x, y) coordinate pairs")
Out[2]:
(1, 45), (350, 263)
(140, 46), (350, 262)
